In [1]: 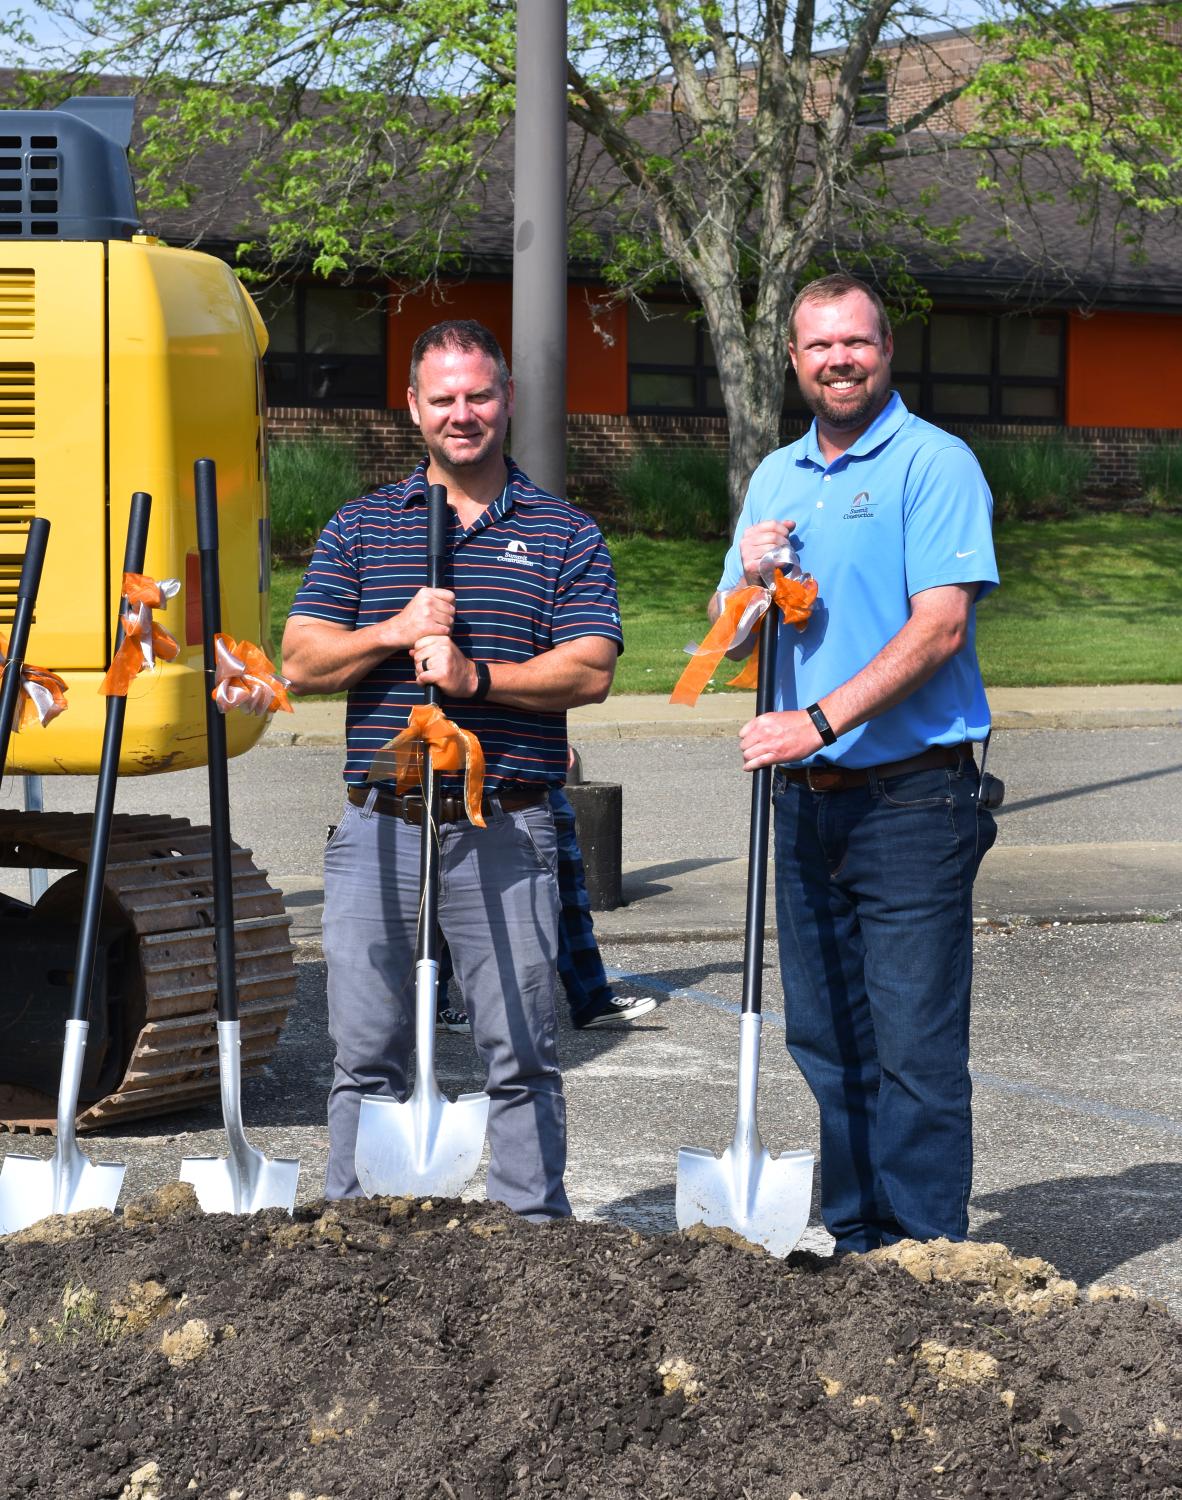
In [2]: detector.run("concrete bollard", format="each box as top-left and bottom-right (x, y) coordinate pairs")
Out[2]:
(564, 781), (622, 911)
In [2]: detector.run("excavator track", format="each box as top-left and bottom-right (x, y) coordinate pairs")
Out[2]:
(0, 809), (296, 1134)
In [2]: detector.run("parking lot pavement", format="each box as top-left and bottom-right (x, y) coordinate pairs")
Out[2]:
(1, 718), (1179, 1308)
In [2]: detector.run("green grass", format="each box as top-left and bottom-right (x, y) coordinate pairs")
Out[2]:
(979, 513), (1182, 685)
(269, 440), (362, 553)
(612, 446), (730, 538)
(971, 436), (1092, 520)
(1138, 442), (1182, 508)
(270, 514), (1182, 693)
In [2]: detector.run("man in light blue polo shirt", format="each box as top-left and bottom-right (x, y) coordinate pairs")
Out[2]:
(714, 272), (1000, 1254)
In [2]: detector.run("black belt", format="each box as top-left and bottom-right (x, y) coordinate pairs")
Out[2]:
(776, 744), (972, 793)
(347, 784), (549, 825)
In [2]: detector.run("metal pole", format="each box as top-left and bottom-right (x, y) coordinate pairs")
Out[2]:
(23, 776), (47, 902)
(512, 0), (568, 497)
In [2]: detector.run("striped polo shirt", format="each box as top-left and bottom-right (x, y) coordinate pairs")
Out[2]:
(290, 458), (623, 793)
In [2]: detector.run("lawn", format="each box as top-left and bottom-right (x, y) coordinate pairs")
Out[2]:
(270, 513), (1182, 693)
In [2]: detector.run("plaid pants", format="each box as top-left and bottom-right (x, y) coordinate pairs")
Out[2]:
(439, 788), (611, 1022)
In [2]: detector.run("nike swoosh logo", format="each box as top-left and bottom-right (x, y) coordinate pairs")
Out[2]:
(956, 549), (977, 559)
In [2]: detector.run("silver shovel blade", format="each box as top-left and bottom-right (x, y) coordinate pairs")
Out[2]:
(355, 1088), (491, 1200)
(0, 1148), (125, 1236)
(179, 1150), (301, 1215)
(676, 1143), (814, 1258)
(178, 1021), (300, 1215)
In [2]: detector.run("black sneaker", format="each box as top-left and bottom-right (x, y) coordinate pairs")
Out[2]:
(436, 1007), (471, 1035)
(572, 995), (657, 1029)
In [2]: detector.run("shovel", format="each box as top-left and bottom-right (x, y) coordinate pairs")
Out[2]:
(179, 459), (300, 1215)
(354, 482), (490, 1198)
(0, 505), (145, 1234)
(675, 582), (815, 1257)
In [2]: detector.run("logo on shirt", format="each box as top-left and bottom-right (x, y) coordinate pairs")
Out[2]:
(499, 539), (535, 567)
(843, 490), (874, 521)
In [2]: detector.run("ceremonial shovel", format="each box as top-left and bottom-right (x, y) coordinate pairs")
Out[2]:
(179, 459), (300, 1214)
(354, 482), (490, 1198)
(675, 582), (815, 1256)
(0, 507), (134, 1233)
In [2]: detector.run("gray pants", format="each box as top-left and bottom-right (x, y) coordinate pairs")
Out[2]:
(322, 790), (569, 1219)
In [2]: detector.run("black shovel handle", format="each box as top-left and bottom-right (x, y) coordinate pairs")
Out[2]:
(0, 515), (50, 777)
(416, 483), (449, 964)
(195, 458), (239, 1024)
(740, 599), (779, 1018)
(68, 492), (152, 1024)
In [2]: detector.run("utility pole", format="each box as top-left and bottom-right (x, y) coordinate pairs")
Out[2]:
(512, 0), (567, 496)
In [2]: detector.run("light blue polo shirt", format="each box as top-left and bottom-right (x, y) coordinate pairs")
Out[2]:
(718, 392), (999, 768)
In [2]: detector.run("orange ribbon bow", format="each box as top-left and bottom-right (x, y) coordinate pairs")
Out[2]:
(368, 703), (487, 828)
(0, 634), (68, 731)
(99, 572), (181, 697)
(212, 634), (293, 716)
(670, 568), (818, 707)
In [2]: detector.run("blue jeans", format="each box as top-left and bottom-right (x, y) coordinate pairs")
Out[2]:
(772, 758), (997, 1253)
(438, 788), (614, 1022)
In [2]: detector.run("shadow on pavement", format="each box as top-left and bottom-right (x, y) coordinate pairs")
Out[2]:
(972, 1160), (1182, 1288)
(622, 856), (735, 896)
(997, 760), (1182, 817)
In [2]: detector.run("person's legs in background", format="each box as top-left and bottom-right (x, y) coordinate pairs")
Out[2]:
(551, 787), (656, 1029)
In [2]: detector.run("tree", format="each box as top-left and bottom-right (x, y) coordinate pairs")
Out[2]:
(6, 0), (1182, 522)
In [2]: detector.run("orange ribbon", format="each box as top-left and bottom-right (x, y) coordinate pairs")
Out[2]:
(0, 634), (68, 731)
(368, 703), (487, 828)
(212, 634), (293, 716)
(99, 572), (181, 697)
(670, 569), (818, 707)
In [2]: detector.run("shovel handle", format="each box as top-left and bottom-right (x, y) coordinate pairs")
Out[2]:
(67, 492), (152, 1026)
(417, 484), (449, 964)
(740, 599), (779, 1017)
(195, 459), (239, 1024)
(0, 516), (50, 775)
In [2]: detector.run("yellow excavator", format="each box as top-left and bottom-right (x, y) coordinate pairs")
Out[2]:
(0, 96), (296, 1133)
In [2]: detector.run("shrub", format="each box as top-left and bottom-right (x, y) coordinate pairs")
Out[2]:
(1138, 442), (1182, 508)
(612, 445), (729, 538)
(268, 439), (363, 553)
(971, 436), (1092, 521)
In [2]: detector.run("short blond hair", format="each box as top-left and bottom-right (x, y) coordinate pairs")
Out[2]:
(787, 274), (891, 347)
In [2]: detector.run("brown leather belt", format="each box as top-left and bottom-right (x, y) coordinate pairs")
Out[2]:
(347, 784), (549, 825)
(776, 743), (973, 793)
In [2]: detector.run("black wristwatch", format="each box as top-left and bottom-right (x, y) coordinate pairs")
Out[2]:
(805, 702), (837, 746)
(469, 660), (492, 703)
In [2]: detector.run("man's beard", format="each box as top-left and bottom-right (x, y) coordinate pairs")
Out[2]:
(802, 377), (882, 431)
(425, 430), (499, 471)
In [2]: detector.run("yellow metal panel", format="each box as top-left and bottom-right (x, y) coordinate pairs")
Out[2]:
(0, 248), (107, 668)
(5, 240), (270, 776)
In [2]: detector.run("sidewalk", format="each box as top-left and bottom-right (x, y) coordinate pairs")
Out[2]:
(269, 683), (1182, 747)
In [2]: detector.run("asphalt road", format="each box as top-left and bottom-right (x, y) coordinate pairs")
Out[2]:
(1, 724), (1179, 1311)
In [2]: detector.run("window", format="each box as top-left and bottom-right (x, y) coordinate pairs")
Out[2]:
(252, 283), (387, 407)
(627, 301), (724, 415)
(855, 73), (888, 127)
(890, 310), (1064, 424)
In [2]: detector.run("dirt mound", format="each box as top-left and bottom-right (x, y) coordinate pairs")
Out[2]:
(0, 1189), (1178, 1499)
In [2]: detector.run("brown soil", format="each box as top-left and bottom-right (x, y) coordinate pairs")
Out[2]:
(0, 1188), (1179, 1500)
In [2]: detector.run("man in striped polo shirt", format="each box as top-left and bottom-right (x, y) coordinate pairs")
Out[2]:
(282, 320), (623, 1220)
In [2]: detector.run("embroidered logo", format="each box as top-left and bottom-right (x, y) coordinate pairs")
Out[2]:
(843, 490), (874, 521)
(499, 538), (535, 567)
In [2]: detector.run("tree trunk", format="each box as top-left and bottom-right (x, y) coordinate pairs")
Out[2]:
(707, 302), (791, 534)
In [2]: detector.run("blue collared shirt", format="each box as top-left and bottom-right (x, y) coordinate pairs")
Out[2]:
(719, 392), (999, 767)
(291, 458), (623, 790)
